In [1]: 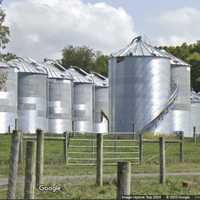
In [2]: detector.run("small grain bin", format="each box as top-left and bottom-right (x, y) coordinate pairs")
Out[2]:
(160, 50), (192, 137)
(191, 91), (200, 134)
(90, 72), (109, 133)
(8, 58), (48, 133)
(68, 67), (94, 133)
(42, 59), (73, 134)
(109, 36), (175, 134)
(0, 61), (17, 133)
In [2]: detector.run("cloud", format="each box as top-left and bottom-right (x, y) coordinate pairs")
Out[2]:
(153, 7), (200, 46)
(4, 0), (135, 59)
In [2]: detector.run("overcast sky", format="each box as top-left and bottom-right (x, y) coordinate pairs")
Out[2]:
(2, 0), (200, 60)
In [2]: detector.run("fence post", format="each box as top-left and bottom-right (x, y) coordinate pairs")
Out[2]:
(159, 137), (165, 184)
(179, 131), (184, 162)
(193, 126), (197, 144)
(19, 132), (23, 164)
(7, 130), (20, 200)
(96, 133), (103, 186)
(139, 134), (143, 164)
(36, 129), (44, 188)
(117, 161), (131, 200)
(15, 118), (18, 131)
(64, 132), (68, 164)
(24, 141), (36, 199)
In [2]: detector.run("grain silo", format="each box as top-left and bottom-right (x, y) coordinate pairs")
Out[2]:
(90, 72), (109, 133)
(191, 91), (200, 134)
(68, 67), (94, 133)
(159, 50), (192, 137)
(8, 58), (48, 133)
(41, 59), (73, 134)
(0, 62), (17, 133)
(109, 36), (176, 134)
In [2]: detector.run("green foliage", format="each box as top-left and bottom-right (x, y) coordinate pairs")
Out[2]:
(61, 45), (108, 76)
(0, 8), (9, 50)
(162, 41), (200, 91)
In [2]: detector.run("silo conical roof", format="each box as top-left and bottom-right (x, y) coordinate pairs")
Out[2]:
(89, 72), (108, 87)
(159, 49), (189, 66)
(67, 67), (93, 83)
(8, 57), (47, 74)
(111, 36), (165, 57)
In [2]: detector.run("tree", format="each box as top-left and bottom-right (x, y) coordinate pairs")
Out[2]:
(61, 45), (109, 75)
(61, 45), (95, 72)
(0, 7), (9, 50)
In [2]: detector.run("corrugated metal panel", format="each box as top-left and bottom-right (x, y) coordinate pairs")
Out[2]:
(0, 62), (18, 133)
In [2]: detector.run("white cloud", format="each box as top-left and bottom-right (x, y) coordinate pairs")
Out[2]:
(4, 0), (135, 59)
(153, 7), (200, 46)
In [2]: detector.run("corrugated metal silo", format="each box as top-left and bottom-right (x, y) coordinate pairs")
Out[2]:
(8, 58), (48, 133)
(42, 59), (73, 134)
(90, 72), (109, 133)
(160, 50), (191, 137)
(191, 91), (200, 134)
(68, 67), (94, 133)
(109, 36), (176, 134)
(0, 62), (17, 133)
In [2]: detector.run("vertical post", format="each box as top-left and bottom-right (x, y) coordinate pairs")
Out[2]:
(179, 131), (184, 162)
(117, 162), (131, 200)
(64, 132), (68, 164)
(36, 129), (44, 188)
(24, 141), (36, 199)
(96, 133), (103, 186)
(193, 126), (197, 144)
(15, 118), (18, 131)
(7, 130), (20, 200)
(159, 137), (165, 184)
(19, 132), (23, 164)
(139, 134), (143, 164)
(8, 125), (11, 134)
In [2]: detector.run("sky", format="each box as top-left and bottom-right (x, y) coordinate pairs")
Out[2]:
(2, 0), (200, 60)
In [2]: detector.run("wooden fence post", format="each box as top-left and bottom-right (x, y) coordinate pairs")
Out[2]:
(36, 129), (44, 188)
(64, 132), (68, 164)
(7, 130), (20, 199)
(139, 134), (143, 164)
(193, 126), (197, 144)
(117, 161), (131, 200)
(179, 131), (184, 162)
(19, 132), (23, 164)
(159, 137), (165, 184)
(24, 141), (36, 199)
(96, 133), (103, 186)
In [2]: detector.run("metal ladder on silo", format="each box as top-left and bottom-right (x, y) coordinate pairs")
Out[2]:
(140, 82), (178, 133)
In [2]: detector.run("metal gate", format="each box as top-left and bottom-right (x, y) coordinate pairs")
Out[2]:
(67, 133), (139, 166)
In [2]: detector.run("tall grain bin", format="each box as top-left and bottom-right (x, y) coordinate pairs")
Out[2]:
(42, 59), (73, 134)
(109, 36), (175, 134)
(0, 62), (17, 133)
(8, 58), (47, 133)
(191, 91), (200, 134)
(68, 67), (94, 133)
(90, 72), (109, 133)
(160, 50), (191, 137)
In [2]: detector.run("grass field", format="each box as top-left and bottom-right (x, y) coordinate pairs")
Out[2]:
(0, 133), (200, 198)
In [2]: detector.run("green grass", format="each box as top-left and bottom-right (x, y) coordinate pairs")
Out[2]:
(1, 134), (200, 198)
